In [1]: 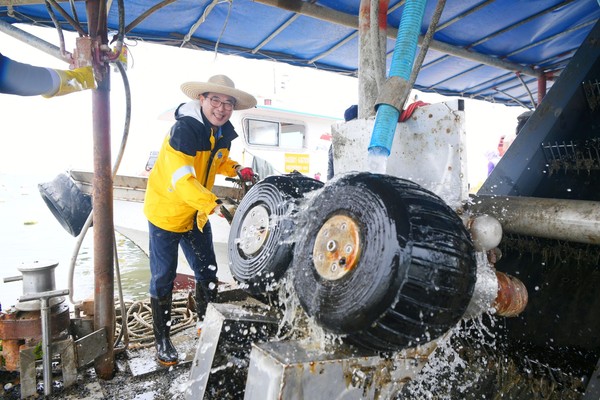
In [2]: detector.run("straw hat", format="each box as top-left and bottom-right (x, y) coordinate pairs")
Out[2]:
(180, 75), (257, 110)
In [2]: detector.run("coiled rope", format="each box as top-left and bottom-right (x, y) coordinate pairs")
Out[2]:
(114, 297), (196, 349)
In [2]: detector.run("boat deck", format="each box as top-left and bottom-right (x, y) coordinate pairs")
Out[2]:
(0, 287), (248, 399)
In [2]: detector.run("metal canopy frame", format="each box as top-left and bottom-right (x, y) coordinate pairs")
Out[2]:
(1, 0), (599, 108)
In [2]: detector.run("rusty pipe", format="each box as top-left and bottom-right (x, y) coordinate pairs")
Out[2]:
(469, 195), (600, 245)
(465, 254), (528, 319)
(87, 0), (116, 380)
(493, 271), (528, 317)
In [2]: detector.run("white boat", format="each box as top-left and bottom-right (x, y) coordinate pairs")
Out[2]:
(37, 105), (338, 288)
(66, 170), (244, 284)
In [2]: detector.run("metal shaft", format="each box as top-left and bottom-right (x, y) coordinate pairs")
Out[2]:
(87, 0), (116, 379)
(40, 297), (52, 396)
(0, 20), (71, 62)
(469, 195), (600, 245)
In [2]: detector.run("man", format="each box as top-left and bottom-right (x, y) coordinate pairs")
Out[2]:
(143, 74), (256, 365)
(0, 52), (95, 97)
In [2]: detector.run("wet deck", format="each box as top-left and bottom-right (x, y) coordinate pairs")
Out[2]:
(0, 287), (255, 399)
(0, 323), (198, 399)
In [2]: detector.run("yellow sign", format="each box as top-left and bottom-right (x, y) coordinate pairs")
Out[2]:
(284, 153), (310, 173)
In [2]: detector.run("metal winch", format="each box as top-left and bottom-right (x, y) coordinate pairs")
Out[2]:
(6, 260), (66, 311)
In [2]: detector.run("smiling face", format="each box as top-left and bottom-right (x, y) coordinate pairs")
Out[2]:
(199, 92), (236, 127)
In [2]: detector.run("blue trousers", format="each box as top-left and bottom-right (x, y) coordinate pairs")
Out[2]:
(148, 219), (218, 298)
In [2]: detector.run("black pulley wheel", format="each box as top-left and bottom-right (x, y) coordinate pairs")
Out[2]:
(228, 173), (323, 294)
(293, 172), (476, 351)
(38, 173), (93, 237)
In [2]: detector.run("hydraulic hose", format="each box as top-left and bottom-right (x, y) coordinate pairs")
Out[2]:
(368, 0), (427, 172)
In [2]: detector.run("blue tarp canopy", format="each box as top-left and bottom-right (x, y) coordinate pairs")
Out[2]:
(1, 0), (599, 109)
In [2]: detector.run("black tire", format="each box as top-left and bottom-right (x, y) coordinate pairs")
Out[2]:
(292, 172), (476, 352)
(38, 173), (93, 237)
(228, 173), (323, 294)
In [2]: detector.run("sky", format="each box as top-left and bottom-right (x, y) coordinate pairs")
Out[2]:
(0, 24), (526, 187)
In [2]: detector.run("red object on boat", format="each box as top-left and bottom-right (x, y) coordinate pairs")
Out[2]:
(399, 101), (430, 122)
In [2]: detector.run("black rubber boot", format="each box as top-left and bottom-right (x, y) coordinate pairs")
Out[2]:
(195, 280), (218, 322)
(151, 296), (178, 366)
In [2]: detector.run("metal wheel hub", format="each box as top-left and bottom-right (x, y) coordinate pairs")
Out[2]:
(238, 204), (270, 256)
(313, 215), (361, 280)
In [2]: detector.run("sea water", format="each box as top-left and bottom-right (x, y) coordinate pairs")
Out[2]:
(0, 172), (150, 310)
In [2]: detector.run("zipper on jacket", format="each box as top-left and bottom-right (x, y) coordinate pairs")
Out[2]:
(204, 127), (222, 185)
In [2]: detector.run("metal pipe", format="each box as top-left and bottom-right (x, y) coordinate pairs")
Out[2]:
(86, 0), (116, 380)
(469, 195), (600, 245)
(493, 271), (528, 317)
(124, 0), (177, 34)
(40, 297), (52, 396)
(91, 71), (116, 378)
(464, 254), (528, 319)
(46, 0), (88, 37)
(538, 74), (547, 104)
(254, 0), (542, 78)
(357, 0), (388, 119)
(0, 20), (72, 63)
(408, 0), (446, 90)
(516, 72), (536, 109)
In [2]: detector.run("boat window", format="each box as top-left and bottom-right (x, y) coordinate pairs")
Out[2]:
(244, 118), (306, 149)
(246, 119), (279, 146)
(280, 123), (304, 148)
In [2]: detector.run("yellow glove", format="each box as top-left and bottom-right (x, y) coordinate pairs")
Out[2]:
(43, 66), (96, 98)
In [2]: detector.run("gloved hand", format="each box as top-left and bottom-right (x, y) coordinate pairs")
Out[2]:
(44, 66), (96, 98)
(238, 167), (255, 182)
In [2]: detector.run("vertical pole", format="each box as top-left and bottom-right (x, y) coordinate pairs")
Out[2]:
(86, 0), (115, 379)
(537, 74), (547, 106)
(358, 0), (389, 119)
(40, 297), (52, 396)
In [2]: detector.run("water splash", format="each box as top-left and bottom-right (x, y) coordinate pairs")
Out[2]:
(401, 314), (498, 398)
(367, 149), (388, 174)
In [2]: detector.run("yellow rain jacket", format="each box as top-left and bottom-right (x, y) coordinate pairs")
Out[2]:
(144, 101), (240, 232)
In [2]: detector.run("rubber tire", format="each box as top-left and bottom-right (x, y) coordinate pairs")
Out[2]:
(293, 172), (476, 352)
(228, 173), (323, 295)
(38, 173), (93, 237)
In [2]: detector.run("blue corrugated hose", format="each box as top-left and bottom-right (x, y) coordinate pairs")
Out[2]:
(368, 0), (427, 167)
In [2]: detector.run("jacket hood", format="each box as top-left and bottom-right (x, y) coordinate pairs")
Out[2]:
(175, 100), (203, 123)
(174, 100), (237, 141)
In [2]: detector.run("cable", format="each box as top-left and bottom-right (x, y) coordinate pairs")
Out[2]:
(44, 0), (67, 56)
(112, 230), (130, 351)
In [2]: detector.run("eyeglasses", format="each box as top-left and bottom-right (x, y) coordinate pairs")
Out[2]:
(207, 96), (235, 111)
